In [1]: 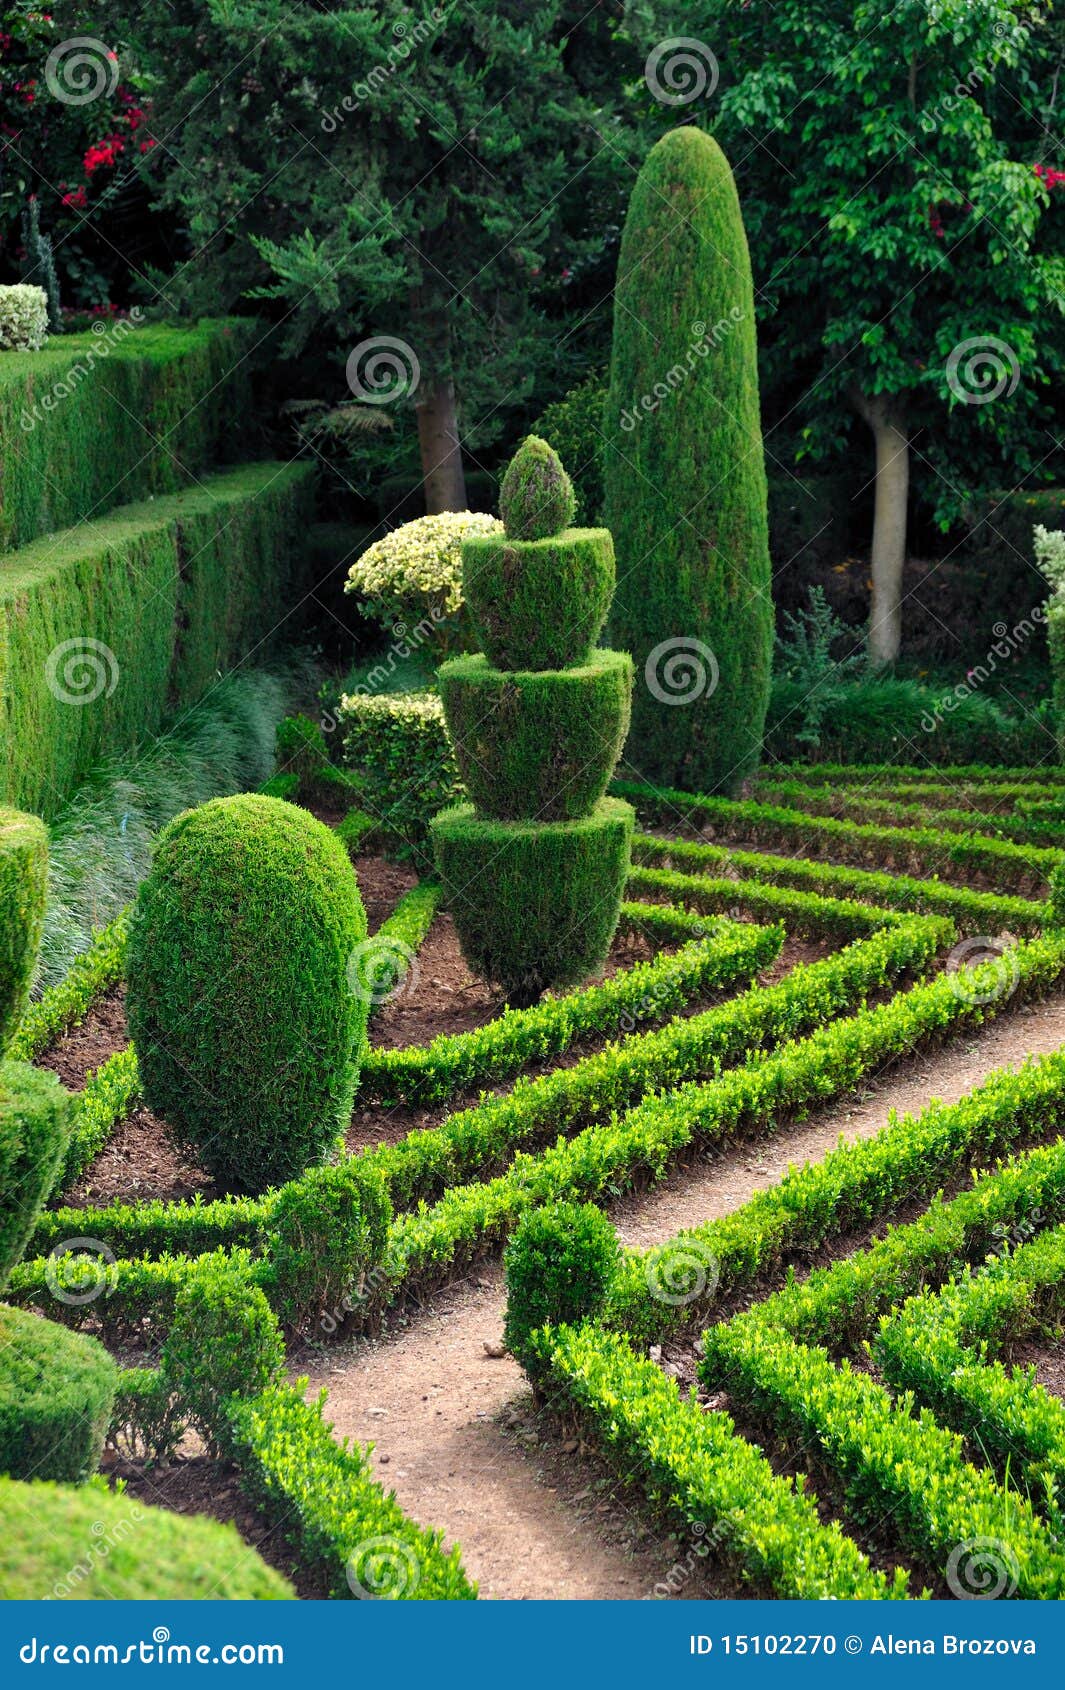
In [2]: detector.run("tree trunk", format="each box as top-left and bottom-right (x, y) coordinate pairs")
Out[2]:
(416, 374), (467, 511)
(851, 389), (910, 668)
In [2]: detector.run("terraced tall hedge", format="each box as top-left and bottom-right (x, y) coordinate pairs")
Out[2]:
(604, 128), (772, 794)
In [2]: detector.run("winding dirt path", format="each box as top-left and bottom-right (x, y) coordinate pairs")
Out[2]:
(300, 987), (1065, 1600)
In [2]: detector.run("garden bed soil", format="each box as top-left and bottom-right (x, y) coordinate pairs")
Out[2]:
(1009, 1337), (1065, 1401)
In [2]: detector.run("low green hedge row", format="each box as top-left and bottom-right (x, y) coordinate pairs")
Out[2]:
(613, 778), (1060, 896)
(752, 761), (1065, 788)
(631, 833), (1047, 935)
(59, 1045), (140, 1191)
(28, 917), (947, 1262)
(605, 1047), (1065, 1346)
(769, 777), (1062, 812)
(875, 1224), (1065, 1524)
(360, 916), (783, 1106)
(628, 864), (907, 940)
(700, 1317), (1065, 1598)
(2, 460), (315, 816)
(0, 320), (256, 553)
(7, 912), (128, 1063)
(755, 779), (1064, 846)
(531, 1324), (905, 1599)
(361, 879), (442, 1015)
(227, 1385), (476, 1600)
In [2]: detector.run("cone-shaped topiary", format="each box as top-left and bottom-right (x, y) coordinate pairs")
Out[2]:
(499, 434), (576, 540)
(127, 794), (368, 1194)
(604, 128), (773, 794)
(433, 437), (634, 1005)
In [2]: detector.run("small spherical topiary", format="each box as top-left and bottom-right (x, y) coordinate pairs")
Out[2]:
(160, 1259), (286, 1450)
(266, 1158), (392, 1331)
(0, 1476), (294, 1598)
(0, 1306), (117, 1483)
(0, 808), (48, 1057)
(0, 1061), (69, 1291)
(438, 650), (633, 821)
(499, 434), (576, 540)
(127, 794), (368, 1194)
(503, 1201), (621, 1377)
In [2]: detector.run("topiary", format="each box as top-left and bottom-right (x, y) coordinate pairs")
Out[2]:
(0, 1061), (69, 1290)
(0, 1475), (294, 1598)
(503, 1201), (620, 1378)
(498, 434), (576, 540)
(160, 1257), (286, 1450)
(0, 1305), (117, 1483)
(433, 437), (635, 1005)
(0, 807), (48, 1055)
(604, 128), (773, 794)
(126, 794), (368, 1194)
(265, 1158), (392, 1331)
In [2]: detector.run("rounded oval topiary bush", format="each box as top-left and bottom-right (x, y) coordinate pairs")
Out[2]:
(461, 528), (615, 672)
(0, 1475), (294, 1598)
(503, 1200), (621, 1377)
(498, 435), (576, 540)
(126, 794), (368, 1194)
(431, 797), (633, 1006)
(0, 1306), (117, 1483)
(0, 1061), (70, 1291)
(0, 807), (48, 1056)
(438, 649), (633, 821)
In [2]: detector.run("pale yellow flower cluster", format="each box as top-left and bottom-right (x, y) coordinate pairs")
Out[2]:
(345, 511), (502, 622)
(336, 689), (446, 726)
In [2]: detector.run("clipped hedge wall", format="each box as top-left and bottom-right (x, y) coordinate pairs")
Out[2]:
(0, 460), (314, 815)
(0, 807), (47, 1052)
(0, 319), (256, 552)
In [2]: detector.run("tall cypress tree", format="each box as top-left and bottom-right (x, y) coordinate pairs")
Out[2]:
(604, 126), (772, 794)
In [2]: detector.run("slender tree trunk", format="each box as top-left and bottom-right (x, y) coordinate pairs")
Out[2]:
(416, 374), (467, 511)
(851, 388), (910, 668)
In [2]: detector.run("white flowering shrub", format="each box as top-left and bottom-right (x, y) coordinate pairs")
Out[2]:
(345, 511), (502, 646)
(1035, 524), (1065, 597)
(0, 284), (49, 352)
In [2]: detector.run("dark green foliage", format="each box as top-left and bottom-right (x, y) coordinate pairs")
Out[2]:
(0, 1475), (293, 1598)
(1049, 861), (1065, 928)
(499, 435), (575, 540)
(19, 199), (61, 333)
(275, 713), (332, 795)
(126, 795), (368, 1194)
(160, 1261), (286, 1450)
(438, 650), (633, 820)
(0, 1061), (69, 1291)
(0, 461), (315, 817)
(0, 808), (47, 1053)
(604, 128), (773, 793)
(0, 1306), (116, 1483)
(432, 798), (633, 1005)
(504, 1201), (620, 1374)
(461, 528), (615, 672)
(266, 1160), (392, 1330)
(531, 373), (607, 525)
(339, 692), (463, 856)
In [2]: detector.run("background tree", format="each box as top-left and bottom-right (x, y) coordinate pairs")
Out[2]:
(116, 0), (643, 510)
(627, 0), (1063, 664)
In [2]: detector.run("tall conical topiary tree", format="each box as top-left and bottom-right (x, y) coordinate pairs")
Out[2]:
(432, 437), (634, 1007)
(604, 127), (773, 794)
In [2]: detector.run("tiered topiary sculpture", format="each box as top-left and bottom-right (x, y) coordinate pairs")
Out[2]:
(431, 437), (635, 1007)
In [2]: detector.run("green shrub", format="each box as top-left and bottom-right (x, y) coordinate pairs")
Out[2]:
(0, 461), (314, 817)
(0, 807), (47, 1053)
(438, 650), (633, 820)
(498, 434), (576, 539)
(0, 1306), (117, 1483)
(461, 527), (615, 671)
(0, 1061), (69, 1290)
(1049, 861), (1065, 927)
(127, 794), (368, 1194)
(337, 690), (463, 852)
(432, 798), (633, 1005)
(0, 283), (47, 351)
(503, 1201), (620, 1374)
(160, 1259), (286, 1451)
(0, 1475), (293, 1599)
(531, 372), (607, 525)
(266, 1159), (392, 1330)
(604, 129), (772, 793)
